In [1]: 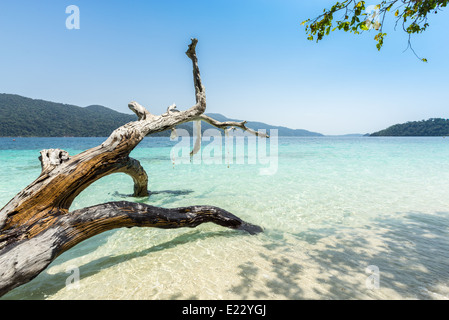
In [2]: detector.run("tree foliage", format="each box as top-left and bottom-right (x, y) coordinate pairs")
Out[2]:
(302, 0), (448, 61)
(370, 118), (449, 136)
(0, 94), (136, 137)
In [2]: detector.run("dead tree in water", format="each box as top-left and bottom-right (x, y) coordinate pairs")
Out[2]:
(0, 39), (264, 297)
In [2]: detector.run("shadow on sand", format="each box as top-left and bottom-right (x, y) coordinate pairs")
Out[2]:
(228, 210), (449, 299)
(3, 210), (449, 300)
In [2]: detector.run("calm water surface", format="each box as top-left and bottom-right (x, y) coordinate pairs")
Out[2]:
(1, 136), (449, 300)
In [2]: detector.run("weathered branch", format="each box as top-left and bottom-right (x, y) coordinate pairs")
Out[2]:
(188, 114), (270, 156)
(0, 38), (264, 297)
(1, 39), (206, 233)
(39, 149), (70, 173)
(196, 114), (270, 138)
(115, 157), (149, 197)
(186, 38), (205, 99)
(0, 201), (262, 297)
(190, 120), (202, 156)
(128, 101), (153, 121)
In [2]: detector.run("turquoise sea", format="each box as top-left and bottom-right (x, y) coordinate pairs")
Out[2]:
(1, 136), (449, 300)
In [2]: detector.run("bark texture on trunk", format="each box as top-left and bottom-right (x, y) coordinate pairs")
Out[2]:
(0, 39), (264, 297)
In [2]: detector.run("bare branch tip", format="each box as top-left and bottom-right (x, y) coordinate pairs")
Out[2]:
(128, 101), (151, 121)
(186, 38), (199, 58)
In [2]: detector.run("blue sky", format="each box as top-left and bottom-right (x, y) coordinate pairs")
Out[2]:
(0, 0), (448, 135)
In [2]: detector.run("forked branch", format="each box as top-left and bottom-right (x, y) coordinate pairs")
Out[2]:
(196, 114), (270, 138)
(0, 38), (264, 298)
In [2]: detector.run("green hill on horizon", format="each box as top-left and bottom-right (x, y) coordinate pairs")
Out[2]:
(370, 118), (449, 137)
(0, 94), (137, 137)
(0, 94), (323, 137)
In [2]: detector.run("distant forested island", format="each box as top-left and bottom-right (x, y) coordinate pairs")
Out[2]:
(0, 94), (322, 137)
(370, 118), (449, 136)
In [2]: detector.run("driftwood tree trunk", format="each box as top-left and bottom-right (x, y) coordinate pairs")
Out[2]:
(0, 39), (264, 297)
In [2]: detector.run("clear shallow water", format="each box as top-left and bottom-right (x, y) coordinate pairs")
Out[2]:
(1, 136), (449, 300)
